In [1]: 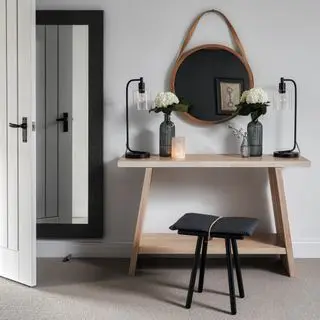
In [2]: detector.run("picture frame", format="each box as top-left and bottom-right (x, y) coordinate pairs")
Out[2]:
(216, 78), (244, 115)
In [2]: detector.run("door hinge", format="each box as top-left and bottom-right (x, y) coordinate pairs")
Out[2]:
(32, 121), (36, 132)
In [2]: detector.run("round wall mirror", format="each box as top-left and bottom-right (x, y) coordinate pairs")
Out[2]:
(171, 44), (254, 124)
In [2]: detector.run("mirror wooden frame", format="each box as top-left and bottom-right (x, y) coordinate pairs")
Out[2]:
(36, 10), (104, 239)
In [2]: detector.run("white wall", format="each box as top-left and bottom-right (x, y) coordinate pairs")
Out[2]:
(37, 0), (320, 258)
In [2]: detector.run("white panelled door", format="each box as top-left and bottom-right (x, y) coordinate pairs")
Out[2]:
(0, 0), (36, 286)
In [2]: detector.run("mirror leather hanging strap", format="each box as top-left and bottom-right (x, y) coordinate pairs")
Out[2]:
(176, 9), (248, 63)
(171, 9), (254, 124)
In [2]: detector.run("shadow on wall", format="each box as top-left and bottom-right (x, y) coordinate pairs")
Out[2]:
(105, 158), (146, 241)
(128, 101), (157, 154)
(223, 131), (240, 154)
(105, 158), (274, 242)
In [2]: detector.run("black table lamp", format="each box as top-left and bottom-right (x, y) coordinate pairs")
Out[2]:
(273, 77), (300, 158)
(125, 77), (151, 159)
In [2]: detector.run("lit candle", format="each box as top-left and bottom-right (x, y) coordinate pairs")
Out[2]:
(172, 137), (186, 159)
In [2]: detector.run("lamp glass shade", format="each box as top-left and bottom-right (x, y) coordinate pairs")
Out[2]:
(134, 89), (151, 111)
(172, 137), (186, 159)
(275, 86), (292, 111)
(277, 92), (289, 110)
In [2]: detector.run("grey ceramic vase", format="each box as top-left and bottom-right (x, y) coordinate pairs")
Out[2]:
(159, 113), (175, 157)
(247, 120), (263, 157)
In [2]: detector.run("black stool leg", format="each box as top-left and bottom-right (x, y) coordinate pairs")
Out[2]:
(186, 236), (202, 309)
(226, 238), (236, 315)
(198, 238), (208, 293)
(231, 238), (245, 298)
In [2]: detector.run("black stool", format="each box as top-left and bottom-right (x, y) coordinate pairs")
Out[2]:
(170, 213), (258, 315)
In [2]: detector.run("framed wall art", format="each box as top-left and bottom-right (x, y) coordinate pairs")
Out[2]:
(216, 78), (244, 115)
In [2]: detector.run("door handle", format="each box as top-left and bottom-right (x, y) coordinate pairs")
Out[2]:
(9, 117), (28, 143)
(56, 112), (68, 132)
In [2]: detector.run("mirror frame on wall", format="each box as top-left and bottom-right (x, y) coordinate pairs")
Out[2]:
(36, 10), (104, 239)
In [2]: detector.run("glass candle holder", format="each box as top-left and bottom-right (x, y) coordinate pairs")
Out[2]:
(172, 137), (186, 159)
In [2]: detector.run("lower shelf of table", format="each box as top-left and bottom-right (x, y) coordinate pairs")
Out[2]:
(139, 233), (286, 255)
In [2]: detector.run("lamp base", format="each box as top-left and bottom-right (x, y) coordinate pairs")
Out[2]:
(273, 150), (300, 158)
(125, 150), (150, 159)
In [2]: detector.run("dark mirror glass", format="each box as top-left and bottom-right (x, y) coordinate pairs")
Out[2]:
(172, 46), (254, 124)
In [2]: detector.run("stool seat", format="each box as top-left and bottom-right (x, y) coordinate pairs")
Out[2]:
(170, 213), (258, 238)
(169, 213), (258, 315)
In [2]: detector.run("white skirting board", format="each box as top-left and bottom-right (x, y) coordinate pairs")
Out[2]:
(37, 240), (320, 259)
(293, 241), (320, 259)
(37, 241), (132, 258)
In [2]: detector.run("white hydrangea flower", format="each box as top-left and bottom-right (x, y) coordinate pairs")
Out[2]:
(245, 88), (268, 104)
(154, 92), (179, 108)
(240, 90), (249, 103)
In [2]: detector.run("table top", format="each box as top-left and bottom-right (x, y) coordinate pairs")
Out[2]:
(118, 154), (311, 168)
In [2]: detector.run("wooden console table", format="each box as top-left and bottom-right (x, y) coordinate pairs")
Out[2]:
(118, 154), (311, 277)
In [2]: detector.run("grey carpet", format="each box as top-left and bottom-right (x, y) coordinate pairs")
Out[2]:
(0, 258), (319, 319)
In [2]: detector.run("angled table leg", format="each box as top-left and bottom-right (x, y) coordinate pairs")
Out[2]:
(268, 168), (295, 277)
(129, 168), (153, 276)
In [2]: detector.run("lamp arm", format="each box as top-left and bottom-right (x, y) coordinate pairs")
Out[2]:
(283, 78), (298, 152)
(126, 78), (142, 152)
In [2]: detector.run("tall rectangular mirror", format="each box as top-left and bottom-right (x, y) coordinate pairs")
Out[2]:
(36, 11), (103, 238)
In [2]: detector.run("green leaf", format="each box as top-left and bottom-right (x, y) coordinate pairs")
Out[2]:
(149, 107), (163, 114)
(149, 103), (189, 115)
(237, 104), (252, 116)
(235, 102), (269, 121)
(172, 103), (189, 112)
